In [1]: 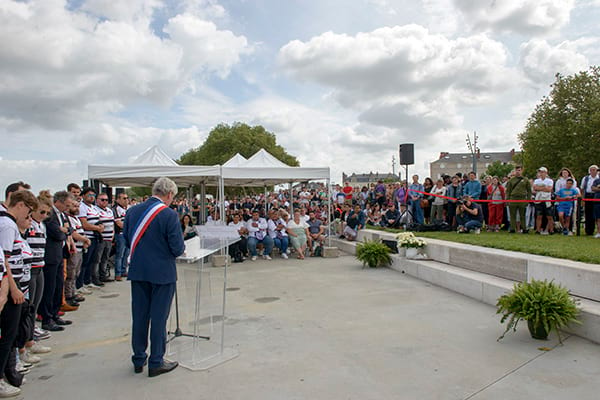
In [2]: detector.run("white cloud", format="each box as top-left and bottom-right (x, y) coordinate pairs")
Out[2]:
(279, 25), (515, 133)
(520, 39), (590, 83)
(0, 0), (250, 132)
(80, 0), (163, 21)
(453, 0), (576, 36)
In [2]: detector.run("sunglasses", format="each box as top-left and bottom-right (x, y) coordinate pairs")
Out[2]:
(39, 210), (49, 215)
(86, 194), (96, 198)
(98, 198), (108, 202)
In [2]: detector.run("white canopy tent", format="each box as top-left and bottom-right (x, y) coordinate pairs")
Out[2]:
(88, 146), (221, 187)
(221, 149), (330, 186)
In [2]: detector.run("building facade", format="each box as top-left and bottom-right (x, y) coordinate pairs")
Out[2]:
(341, 172), (400, 187)
(429, 149), (516, 179)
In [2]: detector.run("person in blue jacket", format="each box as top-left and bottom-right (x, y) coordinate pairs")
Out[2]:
(123, 177), (185, 378)
(462, 171), (482, 200)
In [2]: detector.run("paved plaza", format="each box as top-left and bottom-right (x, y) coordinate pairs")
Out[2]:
(23, 254), (600, 400)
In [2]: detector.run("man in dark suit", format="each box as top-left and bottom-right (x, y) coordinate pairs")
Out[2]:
(123, 177), (185, 377)
(40, 191), (74, 332)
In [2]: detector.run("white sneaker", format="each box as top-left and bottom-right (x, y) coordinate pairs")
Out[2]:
(264, 255), (272, 260)
(78, 287), (93, 295)
(16, 362), (30, 374)
(251, 256), (257, 261)
(86, 283), (101, 289)
(567, 231), (573, 236)
(20, 351), (41, 364)
(541, 231), (549, 236)
(473, 228), (481, 234)
(30, 342), (51, 354)
(595, 233), (600, 238)
(0, 379), (21, 397)
(281, 253), (288, 259)
(286, 249), (291, 255)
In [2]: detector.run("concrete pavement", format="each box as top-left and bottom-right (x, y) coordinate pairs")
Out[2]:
(22, 254), (600, 400)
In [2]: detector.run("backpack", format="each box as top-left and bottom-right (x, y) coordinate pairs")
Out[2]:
(313, 245), (323, 257)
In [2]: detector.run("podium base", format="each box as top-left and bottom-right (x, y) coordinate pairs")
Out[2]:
(166, 336), (239, 371)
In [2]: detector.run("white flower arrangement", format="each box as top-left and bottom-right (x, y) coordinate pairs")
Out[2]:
(396, 232), (427, 248)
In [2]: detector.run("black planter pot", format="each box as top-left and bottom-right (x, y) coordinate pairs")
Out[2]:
(527, 320), (549, 340)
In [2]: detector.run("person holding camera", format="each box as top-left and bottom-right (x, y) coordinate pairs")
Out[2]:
(455, 195), (483, 234)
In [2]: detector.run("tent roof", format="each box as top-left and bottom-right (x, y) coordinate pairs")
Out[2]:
(221, 148), (329, 185)
(222, 153), (247, 167)
(132, 145), (178, 166)
(244, 149), (289, 168)
(88, 164), (221, 187)
(88, 145), (219, 187)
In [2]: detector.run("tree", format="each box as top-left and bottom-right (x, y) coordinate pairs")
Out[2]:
(483, 160), (514, 179)
(178, 122), (299, 166)
(519, 67), (600, 179)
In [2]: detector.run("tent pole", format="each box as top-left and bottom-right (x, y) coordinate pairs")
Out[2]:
(200, 182), (206, 224)
(220, 169), (225, 225)
(289, 182), (293, 215)
(328, 177), (332, 247)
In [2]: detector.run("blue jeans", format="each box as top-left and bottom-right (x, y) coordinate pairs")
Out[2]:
(410, 199), (424, 224)
(456, 213), (482, 232)
(77, 237), (98, 288)
(247, 236), (274, 256)
(273, 236), (289, 254)
(115, 233), (130, 277)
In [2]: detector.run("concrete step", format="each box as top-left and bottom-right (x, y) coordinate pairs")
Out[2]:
(334, 235), (600, 344)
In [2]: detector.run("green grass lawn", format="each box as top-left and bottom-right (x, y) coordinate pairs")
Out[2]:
(371, 227), (600, 265)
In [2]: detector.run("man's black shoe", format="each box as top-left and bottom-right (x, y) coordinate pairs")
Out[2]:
(92, 280), (105, 287)
(134, 361), (147, 374)
(54, 317), (72, 326)
(42, 322), (65, 332)
(148, 361), (178, 378)
(101, 277), (115, 283)
(67, 300), (80, 307)
(509, 230), (516, 233)
(522, 229), (529, 234)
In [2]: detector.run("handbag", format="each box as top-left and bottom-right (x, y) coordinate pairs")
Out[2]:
(420, 199), (429, 208)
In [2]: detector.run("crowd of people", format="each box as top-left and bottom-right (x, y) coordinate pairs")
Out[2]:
(0, 163), (598, 394)
(0, 181), (131, 397)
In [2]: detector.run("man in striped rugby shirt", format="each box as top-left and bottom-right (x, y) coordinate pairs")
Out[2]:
(0, 190), (38, 397)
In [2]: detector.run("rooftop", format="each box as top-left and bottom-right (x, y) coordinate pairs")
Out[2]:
(432, 149), (517, 165)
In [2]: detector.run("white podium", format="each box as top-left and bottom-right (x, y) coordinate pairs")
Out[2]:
(167, 226), (240, 370)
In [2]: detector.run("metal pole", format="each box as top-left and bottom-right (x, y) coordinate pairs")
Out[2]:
(327, 177), (332, 247)
(200, 183), (206, 224)
(289, 181), (294, 215)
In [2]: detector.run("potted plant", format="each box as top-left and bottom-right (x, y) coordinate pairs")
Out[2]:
(496, 279), (581, 343)
(396, 232), (427, 259)
(356, 240), (392, 268)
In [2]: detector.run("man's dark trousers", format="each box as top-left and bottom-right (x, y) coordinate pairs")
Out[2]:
(40, 261), (64, 324)
(131, 280), (176, 369)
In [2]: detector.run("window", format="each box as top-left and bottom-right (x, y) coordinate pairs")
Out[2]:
(484, 155), (491, 159)
(461, 155), (468, 159)
(457, 163), (462, 168)
(440, 163), (446, 168)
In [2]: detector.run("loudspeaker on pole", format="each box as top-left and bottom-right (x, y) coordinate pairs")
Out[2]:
(399, 143), (414, 165)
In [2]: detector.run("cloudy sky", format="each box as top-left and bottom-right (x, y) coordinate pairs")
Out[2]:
(1, 0), (599, 192)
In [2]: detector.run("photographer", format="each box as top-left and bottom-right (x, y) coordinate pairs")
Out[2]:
(455, 195), (483, 234)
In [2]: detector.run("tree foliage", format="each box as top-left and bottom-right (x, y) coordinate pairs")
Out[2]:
(178, 122), (299, 166)
(484, 160), (514, 179)
(519, 67), (600, 179)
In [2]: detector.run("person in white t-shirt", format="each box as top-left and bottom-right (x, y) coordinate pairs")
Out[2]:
(533, 167), (555, 235)
(246, 210), (273, 261)
(267, 210), (289, 259)
(227, 213), (248, 260)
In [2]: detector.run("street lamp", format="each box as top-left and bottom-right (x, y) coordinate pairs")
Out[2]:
(466, 131), (479, 175)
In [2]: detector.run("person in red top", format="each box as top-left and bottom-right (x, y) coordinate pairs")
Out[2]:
(487, 176), (506, 232)
(342, 182), (353, 204)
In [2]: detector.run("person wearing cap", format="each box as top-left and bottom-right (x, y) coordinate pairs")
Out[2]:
(581, 165), (599, 236)
(533, 167), (555, 235)
(505, 165), (532, 233)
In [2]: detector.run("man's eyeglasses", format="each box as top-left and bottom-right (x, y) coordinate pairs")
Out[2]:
(39, 210), (49, 215)
(98, 198), (109, 202)
(86, 194), (96, 198)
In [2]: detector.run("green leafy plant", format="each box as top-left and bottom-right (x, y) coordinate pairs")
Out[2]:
(356, 240), (392, 268)
(496, 279), (581, 343)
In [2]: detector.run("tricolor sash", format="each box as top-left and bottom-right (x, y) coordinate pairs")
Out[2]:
(128, 201), (168, 263)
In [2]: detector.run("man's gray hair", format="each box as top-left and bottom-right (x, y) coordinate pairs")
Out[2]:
(54, 190), (73, 204)
(152, 177), (178, 197)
